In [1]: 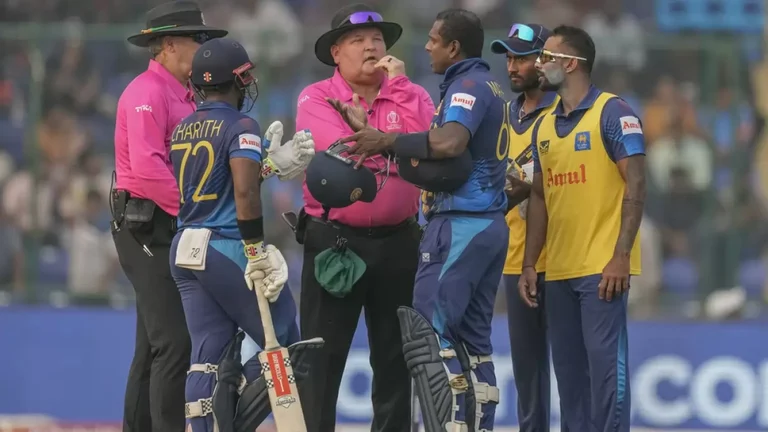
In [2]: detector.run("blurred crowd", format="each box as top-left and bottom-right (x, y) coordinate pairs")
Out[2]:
(0, 0), (766, 319)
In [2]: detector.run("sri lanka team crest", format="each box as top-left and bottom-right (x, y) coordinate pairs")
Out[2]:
(575, 131), (591, 151)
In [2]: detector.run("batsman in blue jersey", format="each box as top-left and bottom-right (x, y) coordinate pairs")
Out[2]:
(336, 9), (507, 431)
(169, 38), (322, 432)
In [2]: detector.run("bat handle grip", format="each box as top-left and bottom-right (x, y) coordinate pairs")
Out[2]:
(254, 281), (280, 351)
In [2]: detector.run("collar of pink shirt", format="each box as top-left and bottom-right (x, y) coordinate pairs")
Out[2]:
(147, 59), (196, 103)
(328, 68), (395, 104)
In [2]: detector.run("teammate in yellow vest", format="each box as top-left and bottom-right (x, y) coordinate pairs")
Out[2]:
(519, 25), (645, 432)
(490, 23), (557, 432)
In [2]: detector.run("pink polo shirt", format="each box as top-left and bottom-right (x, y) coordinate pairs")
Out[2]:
(114, 60), (197, 216)
(296, 69), (435, 227)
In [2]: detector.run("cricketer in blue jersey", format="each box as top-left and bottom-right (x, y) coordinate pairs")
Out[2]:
(168, 38), (321, 432)
(335, 9), (506, 432)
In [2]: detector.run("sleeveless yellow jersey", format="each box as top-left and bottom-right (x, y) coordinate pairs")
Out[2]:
(503, 95), (558, 275)
(535, 91), (641, 281)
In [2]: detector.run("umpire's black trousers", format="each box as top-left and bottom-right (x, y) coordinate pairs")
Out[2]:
(112, 198), (190, 432)
(299, 216), (420, 432)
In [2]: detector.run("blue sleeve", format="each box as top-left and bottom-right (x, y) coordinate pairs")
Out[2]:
(601, 97), (646, 162)
(442, 78), (492, 137)
(531, 116), (545, 173)
(228, 117), (263, 163)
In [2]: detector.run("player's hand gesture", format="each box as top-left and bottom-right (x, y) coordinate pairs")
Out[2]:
(518, 266), (539, 308)
(243, 241), (289, 303)
(339, 126), (396, 168)
(326, 93), (368, 132)
(375, 55), (406, 79)
(599, 254), (630, 302)
(262, 121), (316, 181)
(262, 120), (284, 150)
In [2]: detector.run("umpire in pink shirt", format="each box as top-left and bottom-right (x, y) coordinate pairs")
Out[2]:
(295, 4), (434, 431)
(111, 2), (226, 431)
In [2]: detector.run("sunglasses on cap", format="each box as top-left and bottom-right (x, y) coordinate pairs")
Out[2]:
(508, 24), (544, 45)
(342, 11), (383, 25)
(536, 49), (587, 64)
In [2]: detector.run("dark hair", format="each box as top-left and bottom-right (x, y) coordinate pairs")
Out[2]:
(552, 25), (596, 74)
(435, 9), (484, 59)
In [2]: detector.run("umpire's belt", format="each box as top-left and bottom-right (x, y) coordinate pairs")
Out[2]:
(308, 215), (416, 238)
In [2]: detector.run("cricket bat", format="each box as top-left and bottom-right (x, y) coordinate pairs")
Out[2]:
(254, 281), (307, 431)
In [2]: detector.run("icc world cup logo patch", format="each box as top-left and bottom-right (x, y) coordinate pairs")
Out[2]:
(203, 72), (212, 82)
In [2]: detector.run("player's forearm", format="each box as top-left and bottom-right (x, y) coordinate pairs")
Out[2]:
(504, 186), (531, 214)
(391, 124), (468, 159)
(522, 190), (547, 269)
(615, 165), (646, 257)
(231, 159), (264, 243)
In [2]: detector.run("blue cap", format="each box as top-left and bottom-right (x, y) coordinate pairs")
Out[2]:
(490, 23), (551, 56)
(191, 38), (252, 87)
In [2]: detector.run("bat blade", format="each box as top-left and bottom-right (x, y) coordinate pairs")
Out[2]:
(258, 346), (306, 431)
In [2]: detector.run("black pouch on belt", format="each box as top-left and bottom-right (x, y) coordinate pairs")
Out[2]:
(281, 208), (309, 245)
(124, 198), (157, 238)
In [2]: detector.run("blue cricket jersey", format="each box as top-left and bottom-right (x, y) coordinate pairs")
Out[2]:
(421, 58), (508, 219)
(170, 101), (263, 239)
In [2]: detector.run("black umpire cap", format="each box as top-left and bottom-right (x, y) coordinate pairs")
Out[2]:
(397, 150), (473, 193)
(306, 142), (378, 209)
(191, 38), (253, 87)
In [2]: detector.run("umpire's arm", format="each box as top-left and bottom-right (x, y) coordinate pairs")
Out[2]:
(124, 85), (180, 214)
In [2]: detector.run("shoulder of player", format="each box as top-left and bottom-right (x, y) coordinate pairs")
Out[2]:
(600, 96), (642, 131)
(225, 114), (261, 137)
(445, 77), (492, 107)
(447, 73), (492, 94)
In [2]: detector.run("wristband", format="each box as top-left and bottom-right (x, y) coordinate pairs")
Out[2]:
(237, 217), (264, 242)
(243, 241), (266, 260)
(522, 264), (536, 271)
(392, 132), (430, 159)
(260, 158), (279, 179)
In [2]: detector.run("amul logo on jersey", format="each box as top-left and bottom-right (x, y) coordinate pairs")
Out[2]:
(546, 164), (587, 187)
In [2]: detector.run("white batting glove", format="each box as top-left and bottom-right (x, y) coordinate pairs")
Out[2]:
(243, 241), (288, 303)
(261, 125), (316, 181)
(261, 120), (284, 151)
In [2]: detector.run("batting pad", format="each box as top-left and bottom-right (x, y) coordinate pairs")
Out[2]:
(398, 306), (471, 432)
